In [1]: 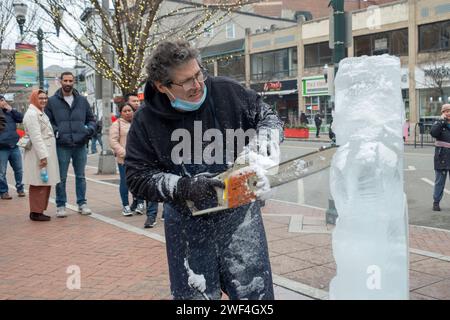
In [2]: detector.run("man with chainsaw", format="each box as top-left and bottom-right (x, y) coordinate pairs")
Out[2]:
(125, 40), (283, 300)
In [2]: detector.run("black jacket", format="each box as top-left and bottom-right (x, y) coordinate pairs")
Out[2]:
(0, 108), (23, 149)
(45, 88), (96, 147)
(0, 109), (6, 132)
(314, 114), (322, 126)
(125, 76), (283, 208)
(431, 119), (450, 170)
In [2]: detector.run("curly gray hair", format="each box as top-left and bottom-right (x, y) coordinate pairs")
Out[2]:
(145, 40), (201, 86)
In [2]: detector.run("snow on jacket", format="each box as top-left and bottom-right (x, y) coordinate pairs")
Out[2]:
(125, 76), (283, 210)
(45, 88), (96, 148)
(109, 117), (130, 164)
(431, 119), (450, 170)
(22, 104), (60, 186)
(0, 108), (23, 149)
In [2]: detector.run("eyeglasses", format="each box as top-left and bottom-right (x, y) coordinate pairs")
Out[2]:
(38, 97), (48, 100)
(168, 69), (207, 91)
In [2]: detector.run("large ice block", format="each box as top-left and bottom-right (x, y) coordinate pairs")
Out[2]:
(329, 55), (409, 299)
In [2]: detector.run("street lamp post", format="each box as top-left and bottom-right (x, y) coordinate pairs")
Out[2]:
(13, 1), (62, 90)
(325, 0), (347, 225)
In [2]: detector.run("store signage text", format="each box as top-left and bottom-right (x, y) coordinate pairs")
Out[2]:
(302, 76), (328, 96)
(264, 81), (282, 91)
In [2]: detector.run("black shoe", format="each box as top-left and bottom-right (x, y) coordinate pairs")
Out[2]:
(144, 216), (156, 228)
(433, 202), (441, 211)
(30, 212), (51, 221)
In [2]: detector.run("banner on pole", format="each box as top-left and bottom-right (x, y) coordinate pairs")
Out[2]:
(15, 43), (38, 85)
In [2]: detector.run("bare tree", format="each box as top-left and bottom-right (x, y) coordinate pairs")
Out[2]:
(0, 0), (39, 93)
(33, 0), (260, 96)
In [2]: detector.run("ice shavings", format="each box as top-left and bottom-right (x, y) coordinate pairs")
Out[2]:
(184, 258), (207, 294)
(231, 277), (265, 299)
(225, 203), (266, 298)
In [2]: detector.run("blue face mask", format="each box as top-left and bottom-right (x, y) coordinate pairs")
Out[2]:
(169, 86), (207, 112)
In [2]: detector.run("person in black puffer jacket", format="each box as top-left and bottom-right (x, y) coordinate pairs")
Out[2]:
(45, 72), (96, 217)
(0, 95), (25, 199)
(430, 104), (450, 211)
(125, 40), (283, 300)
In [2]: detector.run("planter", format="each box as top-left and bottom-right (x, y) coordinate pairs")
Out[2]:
(284, 128), (309, 138)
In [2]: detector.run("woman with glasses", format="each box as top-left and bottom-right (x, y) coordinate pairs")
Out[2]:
(22, 90), (60, 221)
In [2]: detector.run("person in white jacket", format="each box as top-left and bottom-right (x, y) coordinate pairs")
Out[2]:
(22, 90), (60, 221)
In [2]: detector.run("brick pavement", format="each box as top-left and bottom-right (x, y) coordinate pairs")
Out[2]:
(2, 165), (450, 300)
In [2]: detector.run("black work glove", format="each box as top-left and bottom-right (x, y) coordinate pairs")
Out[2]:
(177, 175), (225, 210)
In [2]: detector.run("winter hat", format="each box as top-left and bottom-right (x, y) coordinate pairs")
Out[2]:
(441, 104), (450, 113)
(0, 94), (5, 100)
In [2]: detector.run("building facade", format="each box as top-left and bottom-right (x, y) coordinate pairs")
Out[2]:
(202, 0), (450, 136)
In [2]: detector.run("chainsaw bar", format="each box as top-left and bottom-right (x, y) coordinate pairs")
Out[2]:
(190, 145), (338, 216)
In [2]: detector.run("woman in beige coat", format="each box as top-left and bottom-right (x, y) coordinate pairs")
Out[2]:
(109, 103), (135, 216)
(22, 89), (60, 221)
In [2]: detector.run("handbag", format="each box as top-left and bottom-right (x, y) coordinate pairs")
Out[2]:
(17, 135), (32, 150)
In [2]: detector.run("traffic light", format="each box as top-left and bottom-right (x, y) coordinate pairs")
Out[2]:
(24, 83), (30, 88)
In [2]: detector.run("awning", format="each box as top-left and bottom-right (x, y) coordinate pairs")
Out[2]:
(259, 89), (298, 96)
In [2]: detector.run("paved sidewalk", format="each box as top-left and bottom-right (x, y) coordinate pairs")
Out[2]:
(2, 165), (450, 300)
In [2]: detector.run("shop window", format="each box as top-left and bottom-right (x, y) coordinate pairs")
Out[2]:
(304, 42), (332, 68)
(355, 28), (408, 57)
(318, 42), (332, 65)
(391, 29), (408, 56)
(251, 47), (297, 81)
(304, 44), (318, 67)
(419, 21), (450, 52)
(217, 55), (245, 82)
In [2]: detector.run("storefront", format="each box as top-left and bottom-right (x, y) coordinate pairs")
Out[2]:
(301, 76), (331, 126)
(416, 66), (450, 125)
(250, 79), (298, 126)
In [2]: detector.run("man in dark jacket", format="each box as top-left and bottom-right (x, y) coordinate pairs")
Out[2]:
(125, 40), (282, 300)
(90, 115), (103, 154)
(45, 72), (96, 217)
(314, 112), (323, 138)
(0, 95), (25, 199)
(430, 104), (450, 211)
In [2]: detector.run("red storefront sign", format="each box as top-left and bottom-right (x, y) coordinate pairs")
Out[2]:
(263, 81), (282, 91)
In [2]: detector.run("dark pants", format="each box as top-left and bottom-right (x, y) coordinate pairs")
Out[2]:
(163, 201), (274, 300)
(146, 201), (158, 218)
(29, 185), (51, 213)
(433, 170), (450, 203)
(117, 163), (130, 206)
(316, 124), (321, 137)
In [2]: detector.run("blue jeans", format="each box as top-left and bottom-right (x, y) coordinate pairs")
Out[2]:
(163, 201), (273, 300)
(433, 170), (450, 203)
(117, 163), (129, 206)
(55, 146), (87, 207)
(0, 146), (24, 195)
(91, 136), (103, 153)
(146, 201), (158, 218)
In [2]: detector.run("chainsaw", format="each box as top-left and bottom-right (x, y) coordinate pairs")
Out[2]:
(188, 145), (337, 216)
